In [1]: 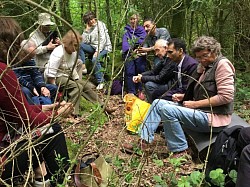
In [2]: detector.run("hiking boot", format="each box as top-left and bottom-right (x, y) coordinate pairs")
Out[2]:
(137, 91), (145, 100)
(121, 139), (150, 155)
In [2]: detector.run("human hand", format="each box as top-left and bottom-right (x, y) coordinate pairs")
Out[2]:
(133, 76), (139, 83)
(93, 51), (98, 58)
(41, 87), (50, 97)
(54, 37), (61, 45)
(183, 100), (198, 109)
(172, 93), (184, 102)
(57, 102), (74, 117)
(33, 88), (39, 96)
(46, 39), (58, 50)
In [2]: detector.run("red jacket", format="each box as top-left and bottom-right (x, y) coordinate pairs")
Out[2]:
(0, 62), (54, 142)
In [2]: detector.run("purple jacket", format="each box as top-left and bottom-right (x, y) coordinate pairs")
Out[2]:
(122, 25), (146, 53)
(152, 54), (198, 101)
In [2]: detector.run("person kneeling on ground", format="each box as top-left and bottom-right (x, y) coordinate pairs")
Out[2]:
(122, 36), (235, 158)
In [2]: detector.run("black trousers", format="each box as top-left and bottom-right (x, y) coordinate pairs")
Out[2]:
(1, 124), (69, 186)
(236, 127), (250, 187)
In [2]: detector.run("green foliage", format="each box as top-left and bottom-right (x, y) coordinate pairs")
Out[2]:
(209, 168), (225, 187)
(113, 155), (125, 169)
(66, 139), (80, 160)
(189, 171), (203, 185)
(153, 159), (164, 167)
(235, 76), (250, 100)
(153, 175), (168, 186)
(125, 172), (133, 183)
(169, 157), (188, 167)
(229, 170), (237, 184)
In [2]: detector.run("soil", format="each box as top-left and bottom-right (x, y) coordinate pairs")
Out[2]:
(63, 94), (202, 187)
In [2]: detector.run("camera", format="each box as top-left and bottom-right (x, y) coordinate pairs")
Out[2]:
(42, 30), (58, 46)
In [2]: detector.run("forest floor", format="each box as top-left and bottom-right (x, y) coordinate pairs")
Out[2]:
(63, 93), (210, 187)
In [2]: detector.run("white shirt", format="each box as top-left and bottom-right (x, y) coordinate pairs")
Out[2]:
(44, 45), (79, 80)
(177, 56), (185, 88)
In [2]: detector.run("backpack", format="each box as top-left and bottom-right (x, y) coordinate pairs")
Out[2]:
(205, 125), (244, 186)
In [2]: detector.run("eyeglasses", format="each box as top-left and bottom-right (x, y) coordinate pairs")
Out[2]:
(195, 52), (211, 60)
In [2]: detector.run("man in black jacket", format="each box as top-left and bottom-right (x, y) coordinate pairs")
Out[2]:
(133, 39), (177, 103)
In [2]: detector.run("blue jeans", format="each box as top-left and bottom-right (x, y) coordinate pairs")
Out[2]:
(140, 99), (209, 152)
(125, 56), (146, 94)
(22, 84), (58, 105)
(79, 43), (108, 83)
(144, 82), (170, 103)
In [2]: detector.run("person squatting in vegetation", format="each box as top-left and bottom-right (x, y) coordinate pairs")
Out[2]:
(79, 11), (112, 90)
(30, 13), (61, 72)
(122, 13), (147, 100)
(122, 36), (235, 158)
(0, 17), (72, 187)
(44, 30), (105, 116)
(14, 39), (58, 105)
(137, 18), (171, 67)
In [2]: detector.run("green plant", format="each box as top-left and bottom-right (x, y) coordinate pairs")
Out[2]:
(125, 172), (133, 183)
(113, 155), (125, 169)
(153, 175), (168, 186)
(153, 159), (164, 167)
(209, 168), (225, 187)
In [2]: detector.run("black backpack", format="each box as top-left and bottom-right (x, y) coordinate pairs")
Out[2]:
(205, 125), (244, 186)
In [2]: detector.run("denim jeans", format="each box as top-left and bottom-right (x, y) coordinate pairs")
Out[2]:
(140, 99), (209, 152)
(22, 84), (58, 105)
(144, 82), (170, 103)
(79, 43), (107, 83)
(125, 56), (146, 94)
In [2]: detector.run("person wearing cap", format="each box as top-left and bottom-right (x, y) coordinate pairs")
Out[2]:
(79, 11), (112, 90)
(30, 13), (61, 71)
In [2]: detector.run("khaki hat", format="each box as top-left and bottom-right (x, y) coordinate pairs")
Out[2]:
(37, 13), (55, 26)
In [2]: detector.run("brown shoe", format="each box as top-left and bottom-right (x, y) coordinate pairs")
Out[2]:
(121, 139), (149, 155)
(104, 106), (118, 114)
(171, 149), (191, 159)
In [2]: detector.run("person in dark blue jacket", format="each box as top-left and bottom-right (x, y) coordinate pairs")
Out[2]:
(122, 13), (147, 99)
(14, 40), (58, 104)
(152, 38), (198, 101)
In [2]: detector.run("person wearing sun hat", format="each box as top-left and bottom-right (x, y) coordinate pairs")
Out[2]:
(30, 13), (61, 72)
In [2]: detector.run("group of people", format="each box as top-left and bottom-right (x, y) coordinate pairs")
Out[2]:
(0, 11), (113, 186)
(122, 16), (250, 187)
(0, 10), (250, 187)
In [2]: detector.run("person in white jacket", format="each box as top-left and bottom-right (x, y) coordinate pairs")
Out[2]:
(44, 30), (103, 115)
(79, 11), (112, 90)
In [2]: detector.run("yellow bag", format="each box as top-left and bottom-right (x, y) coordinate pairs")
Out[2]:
(124, 94), (151, 133)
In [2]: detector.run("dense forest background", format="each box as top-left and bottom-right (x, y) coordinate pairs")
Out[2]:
(1, 1), (250, 186)
(2, 0), (250, 107)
